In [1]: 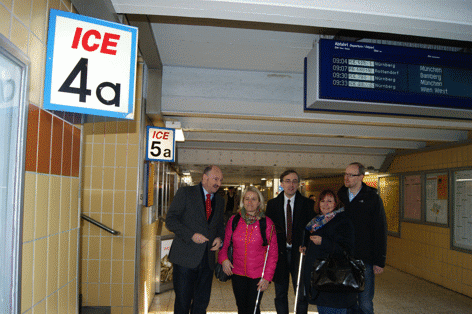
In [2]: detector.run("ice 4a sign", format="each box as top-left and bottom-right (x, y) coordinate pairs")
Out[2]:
(44, 9), (138, 119)
(146, 127), (175, 162)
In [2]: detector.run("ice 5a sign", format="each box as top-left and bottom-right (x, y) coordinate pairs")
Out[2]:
(146, 127), (175, 162)
(44, 9), (138, 119)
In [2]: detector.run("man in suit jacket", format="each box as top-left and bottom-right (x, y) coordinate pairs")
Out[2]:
(166, 165), (225, 314)
(266, 170), (315, 314)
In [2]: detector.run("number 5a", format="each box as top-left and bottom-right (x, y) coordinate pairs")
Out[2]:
(59, 57), (121, 107)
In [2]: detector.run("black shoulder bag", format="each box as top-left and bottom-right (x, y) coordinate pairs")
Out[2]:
(311, 243), (365, 293)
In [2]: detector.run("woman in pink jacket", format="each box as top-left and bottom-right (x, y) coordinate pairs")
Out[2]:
(219, 186), (278, 314)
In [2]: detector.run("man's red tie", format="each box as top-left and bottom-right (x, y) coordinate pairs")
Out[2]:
(286, 199), (292, 245)
(206, 194), (212, 220)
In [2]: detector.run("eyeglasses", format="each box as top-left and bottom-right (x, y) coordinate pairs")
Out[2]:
(282, 179), (299, 184)
(344, 173), (361, 178)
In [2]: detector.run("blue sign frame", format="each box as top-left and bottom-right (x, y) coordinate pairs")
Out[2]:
(44, 9), (138, 119)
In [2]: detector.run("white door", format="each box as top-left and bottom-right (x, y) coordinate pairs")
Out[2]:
(0, 34), (29, 313)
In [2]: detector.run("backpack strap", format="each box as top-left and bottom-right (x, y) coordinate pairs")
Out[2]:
(260, 217), (268, 246)
(232, 214), (241, 232)
(232, 214), (268, 246)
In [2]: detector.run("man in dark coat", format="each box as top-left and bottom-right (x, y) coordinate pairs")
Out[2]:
(338, 162), (387, 314)
(166, 165), (225, 314)
(266, 169), (315, 314)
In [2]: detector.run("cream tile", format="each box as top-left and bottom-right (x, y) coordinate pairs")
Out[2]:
(91, 166), (104, 190)
(48, 175), (61, 235)
(13, 0), (32, 27)
(123, 261), (135, 284)
(27, 33), (44, 105)
(125, 191), (137, 213)
(46, 290), (58, 314)
(21, 241), (34, 312)
(23, 172), (36, 242)
(70, 177), (80, 228)
(58, 232), (69, 287)
(35, 174), (49, 239)
(115, 168), (127, 191)
(103, 167), (115, 190)
(33, 237), (47, 305)
(47, 234), (59, 296)
(60, 176), (71, 232)
(69, 229), (78, 281)
(0, 5), (11, 43)
(111, 260), (124, 284)
(100, 259), (111, 283)
(123, 237), (136, 260)
(57, 285), (69, 314)
(69, 280), (78, 314)
(87, 283), (99, 304)
(100, 283), (111, 306)
(11, 16), (28, 54)
(115, 144), (128, 168)
(30, 0), (47, 41)
(123, 284), (134, 306)
(92, 143), (105, 167)
(100, 236), (112, 260)
(110, 284), (123, 306)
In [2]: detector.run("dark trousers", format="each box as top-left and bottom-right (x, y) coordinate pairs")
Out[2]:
(274, 248), (308, 314)
(173, 251), (213, 314)
(232, 275), (264, 314)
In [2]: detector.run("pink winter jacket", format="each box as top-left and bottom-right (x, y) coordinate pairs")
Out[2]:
(218, 215), (278, 281)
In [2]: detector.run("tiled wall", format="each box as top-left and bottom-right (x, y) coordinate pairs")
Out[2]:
(80, 59), (144, 314)
(23, 103), (82, 313)
(0, 0), (82, 313)
(388, 145), (472, 298)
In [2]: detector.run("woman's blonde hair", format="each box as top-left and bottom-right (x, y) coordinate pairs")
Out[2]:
(239, 186), (265, 212)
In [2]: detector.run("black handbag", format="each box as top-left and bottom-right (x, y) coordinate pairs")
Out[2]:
(215, 244), (232, 282)
(311, 250), (365, 293)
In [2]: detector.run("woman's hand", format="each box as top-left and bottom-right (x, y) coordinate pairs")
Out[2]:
(299, 246), (306, 255)
(310, 235), (322, 245)
(222, 259), (233, 276)
(257, 278), (270, 291)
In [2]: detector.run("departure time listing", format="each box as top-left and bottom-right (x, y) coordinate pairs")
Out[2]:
(331, 57), (452, 96)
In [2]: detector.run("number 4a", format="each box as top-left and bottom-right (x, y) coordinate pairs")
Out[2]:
(59, 57), (121, 107)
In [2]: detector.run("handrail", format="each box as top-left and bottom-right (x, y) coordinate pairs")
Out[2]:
(81, 214), (121, 235)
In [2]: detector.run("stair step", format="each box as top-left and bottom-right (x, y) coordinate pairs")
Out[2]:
(80, 306), (111, 314)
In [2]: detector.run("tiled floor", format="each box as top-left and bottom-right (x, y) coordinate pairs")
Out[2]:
(149, 266), (472, 313)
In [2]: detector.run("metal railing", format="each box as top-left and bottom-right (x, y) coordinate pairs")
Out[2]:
(81, 214), (121, 235)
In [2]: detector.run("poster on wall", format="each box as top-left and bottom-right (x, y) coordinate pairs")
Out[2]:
(453, 170), (472, 251)
(425, 173), (448, 224)
(160, 239), (173, 283)
(403, 175), (422, 220)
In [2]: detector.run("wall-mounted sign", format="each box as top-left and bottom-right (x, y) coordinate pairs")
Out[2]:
(44, 9), (138, 119)
(305, 39), (472, 119)
(146, 126), (175, 162)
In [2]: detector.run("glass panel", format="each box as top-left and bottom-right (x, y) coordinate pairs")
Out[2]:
(0, 36), (28, 313)
(378, 175), (400, 234)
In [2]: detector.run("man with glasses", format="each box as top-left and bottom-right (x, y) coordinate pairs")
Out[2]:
(266, 170), (315, 314)
(337, 162), (387, 314)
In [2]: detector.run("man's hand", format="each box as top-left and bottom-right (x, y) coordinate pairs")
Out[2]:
(210, 237), (222, 251)
(192, 233), (209, 244)
(373, 265), (384, 275)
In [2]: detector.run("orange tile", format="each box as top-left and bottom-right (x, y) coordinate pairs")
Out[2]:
(62, 123), (72, 176)
(37, 109), (52, 174)
(72, 126), (81, 177)
(51, 116), (63, 175)
(26, 104), (39, 172)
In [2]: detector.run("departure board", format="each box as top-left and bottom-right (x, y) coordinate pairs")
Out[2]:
(305, 39), (472, 119)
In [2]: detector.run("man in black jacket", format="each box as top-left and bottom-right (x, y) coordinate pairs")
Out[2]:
(266, 170), (315, 314)
(166, 165), (225, 314)
(338, 162), (387, 314)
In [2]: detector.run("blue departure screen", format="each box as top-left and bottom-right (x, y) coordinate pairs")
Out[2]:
(318, 39), (472, 110)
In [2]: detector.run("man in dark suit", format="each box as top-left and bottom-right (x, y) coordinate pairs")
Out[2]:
(266, 170), (315, 314)
(166, 165), (225, 314)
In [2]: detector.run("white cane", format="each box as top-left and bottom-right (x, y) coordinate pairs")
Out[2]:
(254, 225), (274, 314)
(293, 251), (304, 314)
